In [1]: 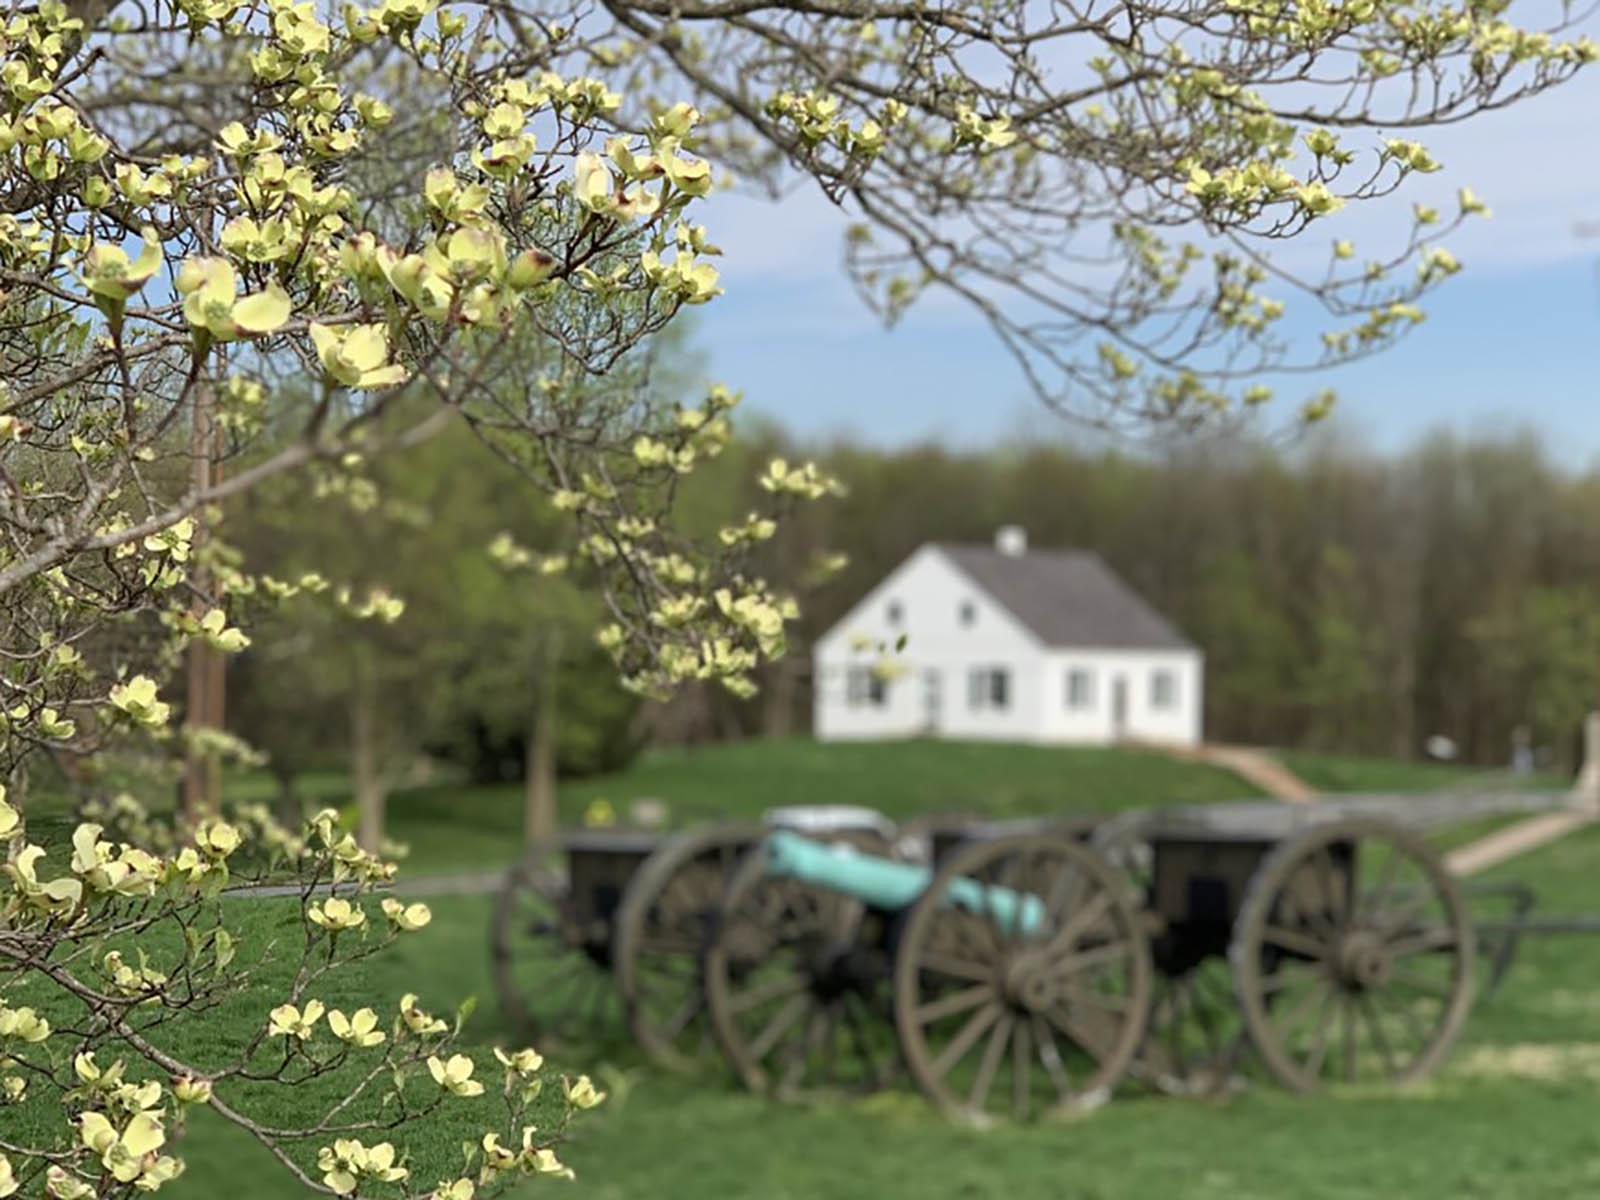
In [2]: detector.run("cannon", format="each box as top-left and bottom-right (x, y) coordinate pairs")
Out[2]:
(705, 803), (1502, 1123)
(703, 824), (1148, 1117)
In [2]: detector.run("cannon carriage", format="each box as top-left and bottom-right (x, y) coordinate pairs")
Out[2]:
(703, 795), (1564, 1122)
(494, 788), (1569, 1122)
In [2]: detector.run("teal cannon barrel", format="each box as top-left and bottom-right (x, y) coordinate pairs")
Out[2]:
(763, 830), (1046, 935)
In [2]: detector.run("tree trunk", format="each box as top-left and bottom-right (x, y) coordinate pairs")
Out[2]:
(182, 380), (223, 826)
(352, 648), (386, 854)
(274, 770), (300, 830)
(762, 658), (796, 738)
(523, 631), (561, 845)
(5, 760), (25, 864)
(206, 625), (227, 806)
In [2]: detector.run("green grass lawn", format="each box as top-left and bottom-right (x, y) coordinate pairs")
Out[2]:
(377, 739), (1265, 874)
(1276, 749), (1566, 795)
(373, 738), (1565, 875)
(23, 739), (1587, 1197)
(155, 817), (1600, 1200)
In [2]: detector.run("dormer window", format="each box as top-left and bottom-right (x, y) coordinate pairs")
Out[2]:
(887, 600), (903, 626)
(959, 601), (976, 628)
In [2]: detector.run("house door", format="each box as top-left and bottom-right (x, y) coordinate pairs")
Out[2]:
(1111, 675), (1129, 739)
(922, 669), (942, 735)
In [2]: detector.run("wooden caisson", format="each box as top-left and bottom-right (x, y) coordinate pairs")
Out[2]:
(496, 790), (1561, 1117)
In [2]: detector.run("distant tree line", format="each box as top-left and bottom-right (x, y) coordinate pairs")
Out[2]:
(224, 417), (1600, 815)
(680, 424), (1600, 771)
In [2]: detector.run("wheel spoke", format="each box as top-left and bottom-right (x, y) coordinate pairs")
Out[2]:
(1256, 968), (1303, 998)
(1268, 972), (1328, 1045)
(635, 933), (705, 958)
(1358, 843), (1405, 924)
(1031, 1013), (1074, 1097)
(1043, 890), (1112, 957)
(1314, 849), (1347, 935)
(1261, 924), (1330, 960)
(968, 1013), (1012, 1110)
(779, 1007), (827, 1094)
(1371, 983), (1431, 1055)
(843, 992), (893, 1090)
(1011, 1018), (1032, 1120)
(931, 1002), (1004, 1080)
(1385, 926), (1459, 959)
(818, 1001), (840, 1084)
(748, 993), (810, 1063)
(729, 972), (809, 1015)
(1050, 939), (1133, 980)
(917, 950), (996, 984)
(1042, 1005), (1114, 1066)
(1300, 986), (1337, 1079)
(1060, 984), (1132, 1015)
(1372, 891), (1436, 941)
(1043, 863), (1089, 922)
(1358, 993), (1399, 1076)
(1341, 993), (1357, 1082)
(661, 990), (703, 1040)
(915, 982), (995, 1026)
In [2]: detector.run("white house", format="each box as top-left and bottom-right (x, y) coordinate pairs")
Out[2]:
(813, 528), (1204, 746)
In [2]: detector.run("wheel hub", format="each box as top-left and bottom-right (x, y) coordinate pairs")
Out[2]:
(1003, 955), (1059, 1012)
(1335, 931), (1391, 990)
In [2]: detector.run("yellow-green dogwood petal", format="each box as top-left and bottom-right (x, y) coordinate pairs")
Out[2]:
(81, 228), (163, 302)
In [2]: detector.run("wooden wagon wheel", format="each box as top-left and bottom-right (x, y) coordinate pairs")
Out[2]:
(490, 848), (619, 1045)
(1087, 817), (1247, 1095)
(703, 830), (900, 1099)
(1136, 960), (1251, 1096)
(1231, 818), (1475, 1093)
(894, 833), (1152, 1124)
(613, 824), (760, 1072)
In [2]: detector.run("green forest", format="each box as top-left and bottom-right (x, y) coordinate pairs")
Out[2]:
(220, 413), (1600, 801)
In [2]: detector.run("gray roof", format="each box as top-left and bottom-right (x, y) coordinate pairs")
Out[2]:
(936, 544), (1196, 651)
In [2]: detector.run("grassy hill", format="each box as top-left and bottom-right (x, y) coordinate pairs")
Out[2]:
(383, 738), (1259, 871)
(380, 738), (1566, 873)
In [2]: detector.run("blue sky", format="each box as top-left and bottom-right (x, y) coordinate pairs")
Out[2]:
(692, 48), (1600, 463)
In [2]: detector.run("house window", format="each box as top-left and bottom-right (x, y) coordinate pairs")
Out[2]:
(967, 667), (1010, 711)
(847, 666), (888, 709)
(1150, 669), (1177, 711)
(1066, 668), (1095, 710)
(886, 600), (903, 626)
(959, 601), (977, 628)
